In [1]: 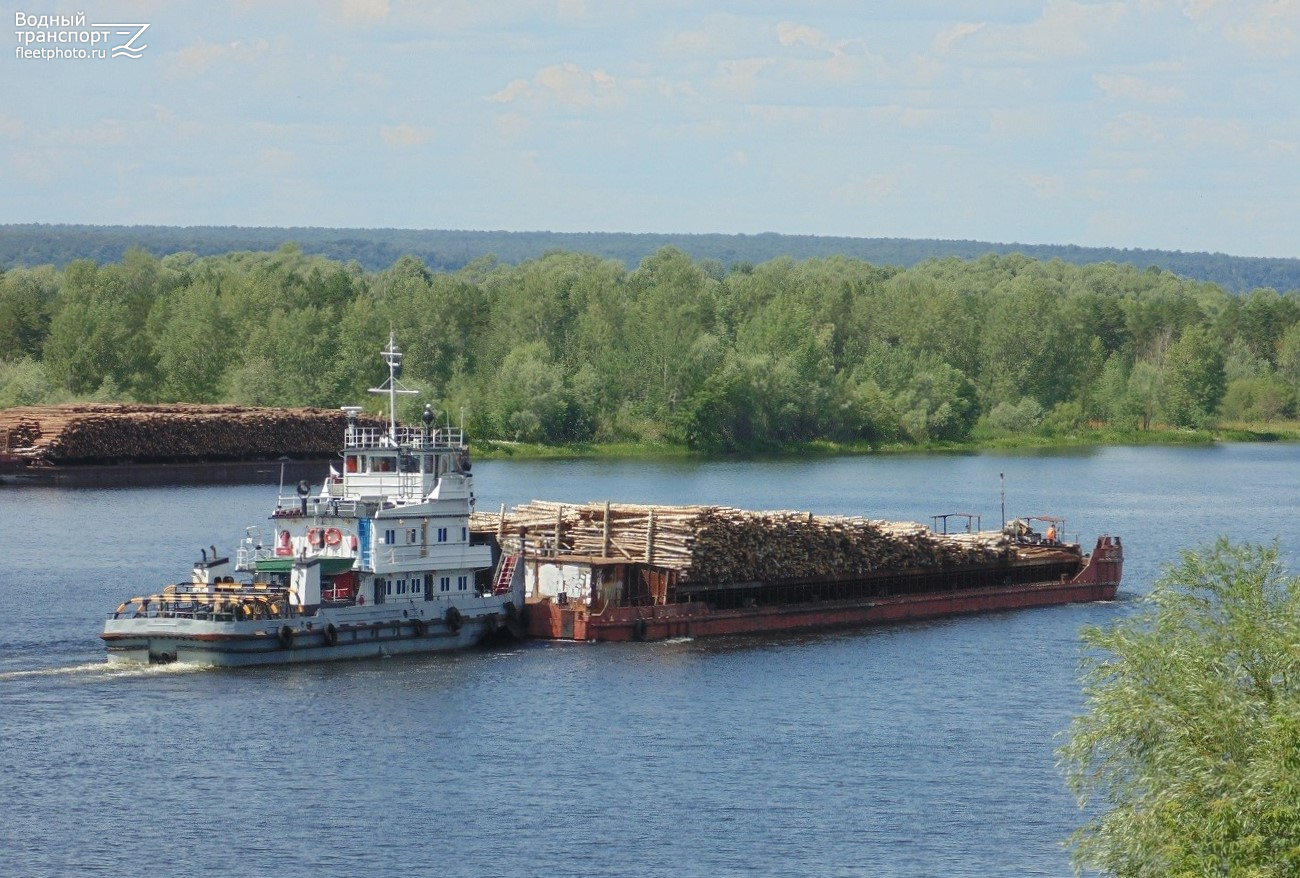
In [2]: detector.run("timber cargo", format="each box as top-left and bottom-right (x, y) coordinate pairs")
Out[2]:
(0, 404), (383, 486)
(469, 502), (1123, 642)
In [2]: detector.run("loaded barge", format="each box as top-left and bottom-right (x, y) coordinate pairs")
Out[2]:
(94, 335), (1120, 665)
(0, 404), (371, 486)
(470, 502), (1122, 643)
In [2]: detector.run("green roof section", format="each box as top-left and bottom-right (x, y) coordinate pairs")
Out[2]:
(256, 557), (356, 575)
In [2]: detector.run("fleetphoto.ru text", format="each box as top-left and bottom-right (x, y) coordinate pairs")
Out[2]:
(14, 11), (148, 60)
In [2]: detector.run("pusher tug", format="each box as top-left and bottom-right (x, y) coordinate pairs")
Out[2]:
(102, 335), (524, 666)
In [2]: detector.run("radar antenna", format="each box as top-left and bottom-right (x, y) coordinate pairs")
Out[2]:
(368, 331), (418, 443)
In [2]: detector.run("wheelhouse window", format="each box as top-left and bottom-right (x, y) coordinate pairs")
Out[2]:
(440, 576), (451, 592)
(437, 527), (448, 543)
(457, 575), (468, 591)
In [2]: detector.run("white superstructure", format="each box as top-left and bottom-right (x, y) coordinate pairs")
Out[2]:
(103, 334), (523, 666)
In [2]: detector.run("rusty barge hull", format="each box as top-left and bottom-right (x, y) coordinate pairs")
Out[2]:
(524, 535), (1123, 643)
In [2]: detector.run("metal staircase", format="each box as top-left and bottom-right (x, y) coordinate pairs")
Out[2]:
(492, 553), (519, 595)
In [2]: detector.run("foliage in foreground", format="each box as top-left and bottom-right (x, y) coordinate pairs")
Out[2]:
(1061, 539), (1300, 877)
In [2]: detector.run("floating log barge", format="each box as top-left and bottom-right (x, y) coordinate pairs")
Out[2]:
(470, 500), (1124, 642)
(0, 404), (382, 486)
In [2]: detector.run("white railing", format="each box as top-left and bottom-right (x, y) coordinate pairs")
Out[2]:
(345, 425), (465, 450)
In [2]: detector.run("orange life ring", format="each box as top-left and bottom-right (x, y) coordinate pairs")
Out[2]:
(325, 527), (343, 546)
(306, 527), (322, 545)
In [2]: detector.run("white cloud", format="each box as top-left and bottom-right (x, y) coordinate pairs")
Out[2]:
(1094, 73), (1186, 104)
(1103, 112), (1166, 146)
(834, 173), (901, 204)
(381, 123), (434, 148)
(336, 0), (390, 24)
(165, 39), (271, 77)
(776, 21), (828, 51)
(957, 1), (1130, 62)
(932, 22), (984, 55)
(1022, 172), (1064, 197)
(713, 58), (774, 95)
(1182, 0), (1299, 56)
(488, 63), (624, 110)
(258, 147), (296, 172)
(0, 115), (24, 140)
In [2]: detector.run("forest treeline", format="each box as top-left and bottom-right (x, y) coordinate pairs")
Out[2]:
(2, 244), (1299, 452)
(4, 223), (1300, 294)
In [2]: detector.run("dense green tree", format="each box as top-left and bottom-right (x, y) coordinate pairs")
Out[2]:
(491, 341), (573, 443)
(42, 260), (137, 396)
(1061, 539), (1300, 877)
(1163, 326), (1227, 428)
(625, 247), (717, 415)
(0, 265), (58, 359)
(0, 357), (51, 406)
(152, 281), (229, 402)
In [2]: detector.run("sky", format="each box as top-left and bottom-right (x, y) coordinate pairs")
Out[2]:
(4, 1), (1299, 258)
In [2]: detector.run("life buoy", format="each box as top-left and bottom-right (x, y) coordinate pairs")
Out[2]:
(277, 625), (295, 649)
(412, 618), (427, 637)
(323, 623), (338, 646)
(306, 527), (322, 545)
(275, 530), (293, 557)
(445, 606), (463, 632)
(632, 618), (648, 641)
(325, 527), (343, 546)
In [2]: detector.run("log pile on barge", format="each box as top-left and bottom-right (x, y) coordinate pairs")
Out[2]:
(1, 404), (384, 485)
(473, 500), (1010, 584)
(471, 499), (1124, 643)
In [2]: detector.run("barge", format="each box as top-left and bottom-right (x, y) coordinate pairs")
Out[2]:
(1, 404), (370, 486)
(471, 503), (1122, 642)
(101, 335), (524, 666)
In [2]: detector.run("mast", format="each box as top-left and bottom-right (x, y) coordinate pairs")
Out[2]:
(368, 331), (418, 444)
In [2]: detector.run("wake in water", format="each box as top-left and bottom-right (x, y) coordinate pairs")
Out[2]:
(0, 660), (207, 682)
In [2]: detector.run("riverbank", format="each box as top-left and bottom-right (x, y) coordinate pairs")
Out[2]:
(471, 422), (1300, 461)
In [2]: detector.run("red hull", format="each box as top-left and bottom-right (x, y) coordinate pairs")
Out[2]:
(527, 535), (1123, 643)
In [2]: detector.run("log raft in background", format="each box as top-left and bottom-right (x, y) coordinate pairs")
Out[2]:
(471, 500), (1025, 587)
(0, 404), (386, 466)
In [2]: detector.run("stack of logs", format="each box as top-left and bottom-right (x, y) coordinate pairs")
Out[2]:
(0, 404), (383, 464)
(471, 500), (1013, 585)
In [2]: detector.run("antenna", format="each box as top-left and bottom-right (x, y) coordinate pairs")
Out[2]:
(368, 330), (418, 443)
(1000, 472), (1006, 530)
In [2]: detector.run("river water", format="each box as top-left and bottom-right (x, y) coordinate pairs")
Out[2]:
(2, 443), (1296, 877)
